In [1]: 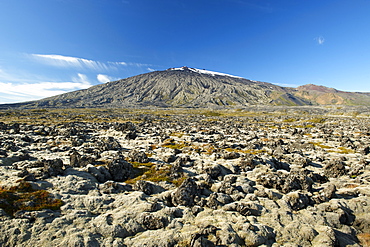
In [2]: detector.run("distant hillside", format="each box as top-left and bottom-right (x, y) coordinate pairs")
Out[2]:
(295, 84), (370, 105)
(1, 67), (369, 109)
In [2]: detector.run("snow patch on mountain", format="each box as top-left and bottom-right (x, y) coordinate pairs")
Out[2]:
(169, 66), (242, 78)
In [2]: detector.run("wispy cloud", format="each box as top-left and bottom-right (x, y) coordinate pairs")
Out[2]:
(147, 68), (155, 72)
(315, 36), (325, 45)
(275, 82), (300, 88)
(32, 54), (111, 71)
(31, 54), (155, 72)
(109, 61), (153, 67)
(97, 74), (113, 83)
(0, 67), (43, 84)
(114, 62), (127, 66)
(72, 73), (91, 85)
(0, 72), (92, 104)
(1, 54), (158, 103)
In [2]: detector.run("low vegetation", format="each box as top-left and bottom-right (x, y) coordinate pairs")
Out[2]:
(126, 162), (187, 187)
(0, 105), (369, 246)
(0, 181), (63, 216)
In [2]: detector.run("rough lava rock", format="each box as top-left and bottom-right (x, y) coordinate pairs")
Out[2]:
(0, 108), (369, 247)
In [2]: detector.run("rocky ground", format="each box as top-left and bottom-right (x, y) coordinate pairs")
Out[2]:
(0, 108), (369, 246)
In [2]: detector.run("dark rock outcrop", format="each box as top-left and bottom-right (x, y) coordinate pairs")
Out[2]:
(172, 178), (199, 206)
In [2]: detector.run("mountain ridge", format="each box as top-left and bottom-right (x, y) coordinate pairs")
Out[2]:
(295, 83), (370, 105)
(1, 67), (370, 109)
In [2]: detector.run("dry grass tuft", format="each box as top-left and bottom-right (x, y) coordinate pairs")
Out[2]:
(357, 233), (370, 247)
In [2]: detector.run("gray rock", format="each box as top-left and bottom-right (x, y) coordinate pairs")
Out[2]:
(133, 180), (165, 195)
(207, 193), (223, 209)
(324, 158), (347, 178)
(113, 121), (136, 132)
(87, 165), (112, 183)
(223, 202), (262, 216)
(169, 161), (183, 179)
(92, 214), (130, 238)
(138, 212), (167, 230)
(279, 223), (319, 246)
(240, 224), (276, 247)
(322, 184), (337, 199)
(43, 158), (64, 177)
(217, 224), (244, 246)
(107, 159), (133, 182)
(128, 150), (149, 163)
(284, 192), (311, 211)
(97, 136), (122, 151)
(256, 169), (313, 193)
(222, 151), (240, 160)
(218, 175), (238, 195)
(0, 109), (370, 247)
(160, 153), (177, 163)
(14, 209), (60, 223)
(190, 225), (217, 247)
(205, 164), (222, 179)
(70, 150), (95, 167)
(172, 178), (199, 206)
(100, 181), (132, 194)
(282, 169), (314, 193)
(358, 146), (370, 155)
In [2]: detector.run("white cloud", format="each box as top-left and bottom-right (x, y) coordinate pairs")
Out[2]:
(112, 62), (127, 66)
(73, 73), (91, 85)
(147, 68), (155, 72)
(275, 82), (300, 88)
(109, 61), (152, 67)
(97, 74), (113, 83)
(0, 67), (41, 84)
(32, 54), (111, 71)
(0, 73), (92, 104)
(0, 54), (159, 103)
(315, 36), (325, 45)
(31, 54), (156, 72)
(130, 62), (152, 67)
(0, 81), (91, 103)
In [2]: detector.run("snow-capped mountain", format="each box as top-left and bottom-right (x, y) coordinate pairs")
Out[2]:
(2, 67), (369, 109)
(1, 67), (309, 108)
(168, 66), (242, 78)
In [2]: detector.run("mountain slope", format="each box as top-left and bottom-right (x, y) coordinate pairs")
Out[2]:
(1, 67), (369, 109)
(4, 67), (310, 109)
(295, 84), (370, 105)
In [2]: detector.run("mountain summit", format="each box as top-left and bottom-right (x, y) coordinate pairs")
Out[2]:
(2, 67), (370, 108)
(167, 66), (243, 78)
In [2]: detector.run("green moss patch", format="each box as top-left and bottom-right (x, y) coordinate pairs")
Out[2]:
(162, 139), (190, 150)
(0, 181), (63, 216)
(126, 162), (187, 187)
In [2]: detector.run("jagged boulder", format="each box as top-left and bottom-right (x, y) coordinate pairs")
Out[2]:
(128, 150), (149, 163)
(256, 169), (313, 193)
(190, 225), (218, 247)
(138, 213), (167, 230)
(133, 180), (164, 195)
(172, 178), (199, 206)
(87, 165), (112, 183)
(107, 159), (133, 182)
(284, 192), (311, 210)
(324, 158), (347, 178)
(96, 136), (122, 151)
(70, 150), (95, 167)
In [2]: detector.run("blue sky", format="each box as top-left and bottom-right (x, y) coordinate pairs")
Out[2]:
(1, 0), (370, 103)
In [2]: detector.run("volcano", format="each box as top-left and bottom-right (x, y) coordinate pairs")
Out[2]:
(2, 67), (370, 109)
